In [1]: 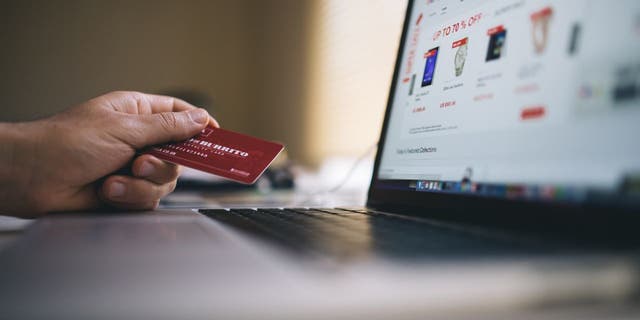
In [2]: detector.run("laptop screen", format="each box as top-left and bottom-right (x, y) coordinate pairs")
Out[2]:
(375, 0), (640, 207)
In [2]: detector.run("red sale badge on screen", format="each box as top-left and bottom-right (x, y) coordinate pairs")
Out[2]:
(145, 127), (284, 184)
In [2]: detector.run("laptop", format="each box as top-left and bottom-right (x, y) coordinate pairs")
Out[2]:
(1, 0), (640, 318)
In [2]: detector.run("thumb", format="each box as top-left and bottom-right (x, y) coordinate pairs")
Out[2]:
(126, 108), (210, 148)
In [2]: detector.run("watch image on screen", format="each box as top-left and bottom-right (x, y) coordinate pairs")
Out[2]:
(453, 38), (468, 77)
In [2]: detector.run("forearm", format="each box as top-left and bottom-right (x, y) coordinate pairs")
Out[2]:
(0, 122), (40, 216)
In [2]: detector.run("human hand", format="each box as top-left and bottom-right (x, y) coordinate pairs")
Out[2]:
(0, 91), (218, 218)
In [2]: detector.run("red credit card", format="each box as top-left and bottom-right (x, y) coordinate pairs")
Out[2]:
(144, 127), (284, 184)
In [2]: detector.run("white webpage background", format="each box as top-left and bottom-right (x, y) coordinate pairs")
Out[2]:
(378, 0), (640, 189)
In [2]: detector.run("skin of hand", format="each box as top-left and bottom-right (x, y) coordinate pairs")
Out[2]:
(0, 91), (219, 218)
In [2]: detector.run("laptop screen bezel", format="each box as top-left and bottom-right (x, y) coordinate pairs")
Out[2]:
(366, 0), (638, 221)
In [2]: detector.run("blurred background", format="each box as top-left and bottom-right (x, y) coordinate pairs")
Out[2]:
(0, 0), (406, 169)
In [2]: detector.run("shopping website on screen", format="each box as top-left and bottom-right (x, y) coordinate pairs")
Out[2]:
(378, 0), (640, 203)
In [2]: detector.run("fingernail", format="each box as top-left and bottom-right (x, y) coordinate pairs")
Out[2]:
(139, 161), (154, 177)
(189, 108), (209, 125)
(109, 182), (126, 198)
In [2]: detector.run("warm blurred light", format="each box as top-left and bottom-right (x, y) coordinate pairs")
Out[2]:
(305, 0), (406, 165)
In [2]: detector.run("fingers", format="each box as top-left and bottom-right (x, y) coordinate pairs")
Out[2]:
(100, 91), (220, 127)
(101, 91), (195, 114)
(131, 154), (181, 184)
(124, 108), (210, 148)
(100, 175), (176, 210)
(143, 94), (198, 113)
(140, 93), (220, 127)
(100, 155), (181, 210)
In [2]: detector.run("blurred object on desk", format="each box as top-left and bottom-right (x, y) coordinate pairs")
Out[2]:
(173, 149), (295, 192)
(163, 151), (375, 209)
(0, 216), (33, 233)
(0, 216), (34, 252)
(293, 153), (375, 205)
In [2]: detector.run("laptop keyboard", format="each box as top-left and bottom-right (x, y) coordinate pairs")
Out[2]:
(200, 208), (535, 260)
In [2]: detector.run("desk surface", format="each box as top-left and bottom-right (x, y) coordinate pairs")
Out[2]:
(1, 191), (639, 319)
(0, 188), (366, 253)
